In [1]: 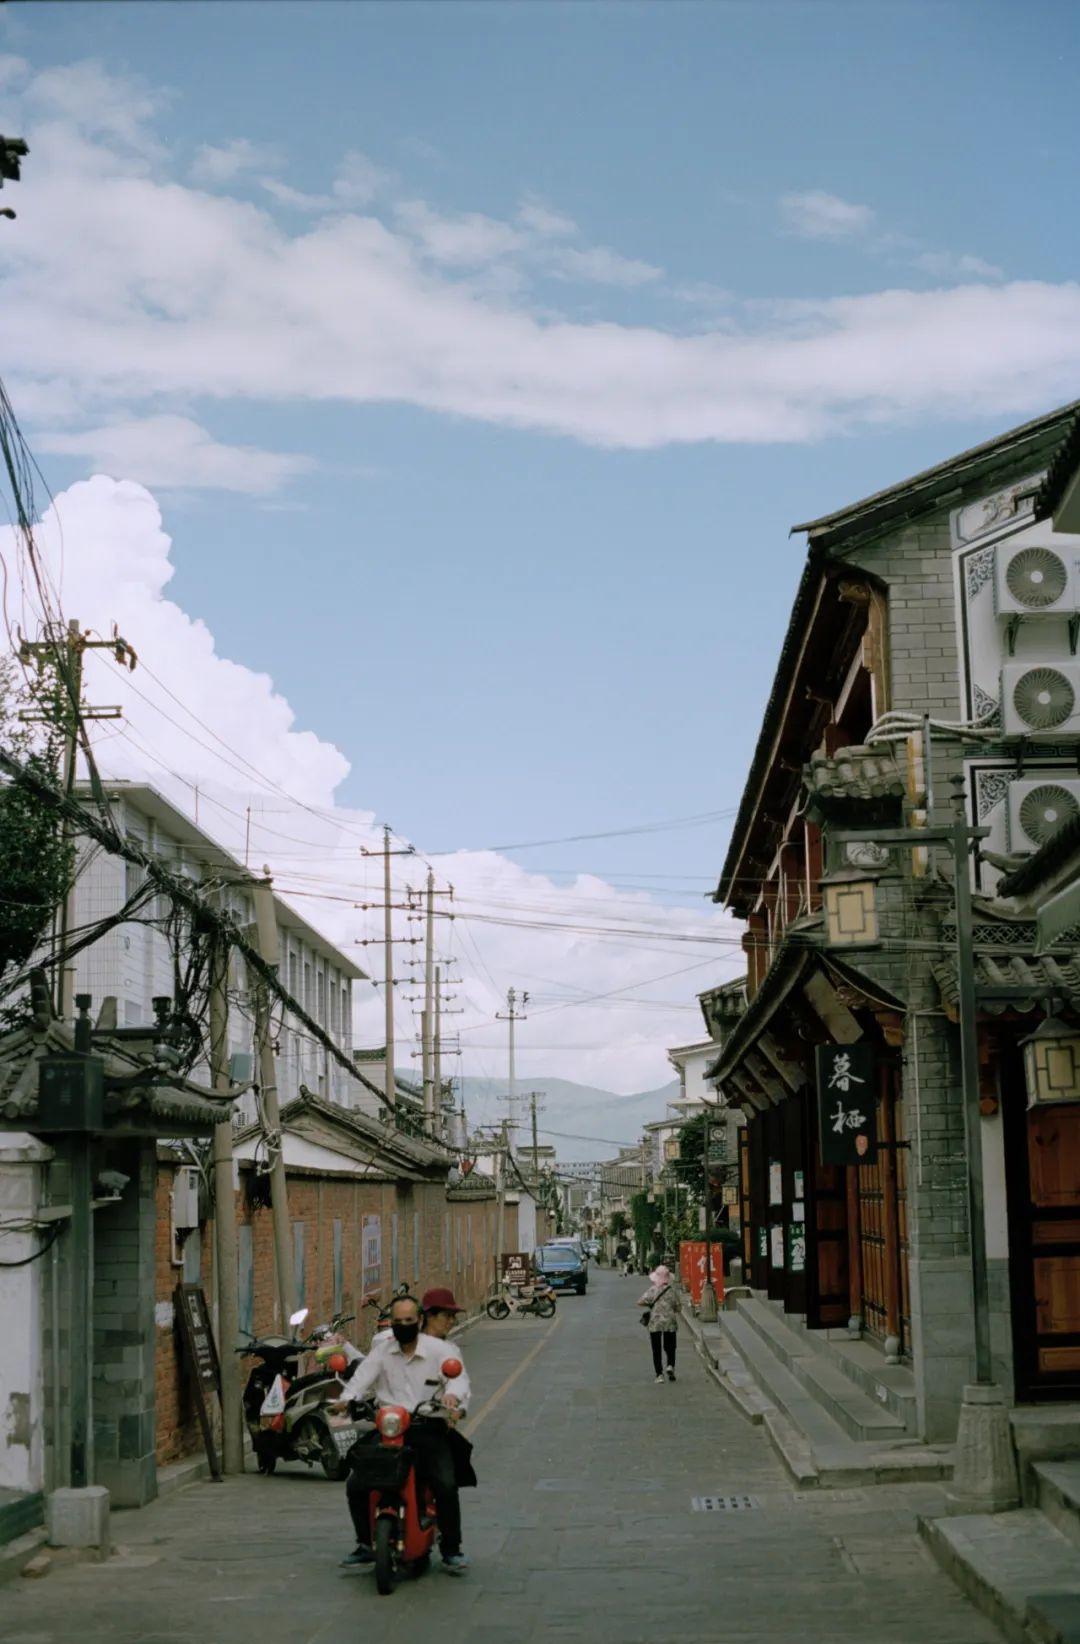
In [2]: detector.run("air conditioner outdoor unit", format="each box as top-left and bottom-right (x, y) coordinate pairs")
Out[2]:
(1007, 778), (1080, 852)
(1001, 662), (1080, 738)
(995, 542), (1080, 617)
(171, 1164), (200, 1230)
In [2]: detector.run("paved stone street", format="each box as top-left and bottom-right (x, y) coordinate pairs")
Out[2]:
(4, 1271), (1001, 1644)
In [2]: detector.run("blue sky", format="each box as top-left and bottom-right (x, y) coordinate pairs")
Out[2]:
(2, 2), (1079, 1096)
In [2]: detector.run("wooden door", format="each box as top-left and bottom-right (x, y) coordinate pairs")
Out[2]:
(1003, 1045), (1080, 1399)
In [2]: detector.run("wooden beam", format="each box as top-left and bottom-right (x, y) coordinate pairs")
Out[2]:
(744, 1048), (789, 1106)
(757, 1032), (807, 1094)
(802, 970), (862, 1044)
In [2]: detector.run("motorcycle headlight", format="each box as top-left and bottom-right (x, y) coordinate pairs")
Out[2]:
(375, 1405), (409, 1438)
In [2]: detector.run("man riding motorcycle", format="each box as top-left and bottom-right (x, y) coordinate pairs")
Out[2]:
(337, 1294), (471, 1576)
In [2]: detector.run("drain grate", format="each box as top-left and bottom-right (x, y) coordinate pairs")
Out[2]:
(691, 1494), (759, 1512)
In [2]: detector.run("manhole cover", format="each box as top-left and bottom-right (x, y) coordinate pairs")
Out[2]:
(691, 1494), (759, 1511)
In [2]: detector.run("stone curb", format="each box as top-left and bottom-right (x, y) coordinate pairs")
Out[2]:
(0, 1527), (49, 1588)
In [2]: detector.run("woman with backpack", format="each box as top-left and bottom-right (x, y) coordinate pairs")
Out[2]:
(637, 1264), (680, 1383)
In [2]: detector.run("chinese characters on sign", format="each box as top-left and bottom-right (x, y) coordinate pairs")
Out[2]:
(816, 1043), (878, 1165)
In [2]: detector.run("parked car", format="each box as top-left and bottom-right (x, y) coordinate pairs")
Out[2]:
(534, 1243), (588, 1295)
(548, 1236), (588, 1264)
(583, 1239), (601, 1258)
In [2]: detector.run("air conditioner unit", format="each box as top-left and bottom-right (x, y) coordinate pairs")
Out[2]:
(1001, 662), (1080, 738)
(171, 1164), (200, 1230)
(1007, 778), (1080, 851)
(995, 542), (1080, 617)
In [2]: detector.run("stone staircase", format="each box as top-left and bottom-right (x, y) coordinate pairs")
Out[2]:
(688, 1293), (952, 1487)
(920, 1418), (1080, 1644)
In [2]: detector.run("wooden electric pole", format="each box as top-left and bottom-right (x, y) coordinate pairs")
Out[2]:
(251, 876), (295, 1327)
(209, 933), (243, 1473)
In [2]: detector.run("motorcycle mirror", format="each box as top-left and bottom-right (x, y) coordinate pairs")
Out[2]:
(441, 1357), (463, 1379)
(289, 1307), (309, 1327)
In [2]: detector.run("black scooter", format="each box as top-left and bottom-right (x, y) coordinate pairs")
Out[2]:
(237, 1307), (359, 1480)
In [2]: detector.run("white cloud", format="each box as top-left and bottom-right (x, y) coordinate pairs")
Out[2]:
(517, 196), (577, 238)
(5, 477), (738, 1093)
(547, 244), (662, 288)
(191, 138), (279, 186)
(780, 190), (875, 240)
(395, 199), (526, 265)
(914, 249), (1004, 281)
(36, 415), (314, 495)
(258, 150), (390, 214)
(3, 59), (1076, 463)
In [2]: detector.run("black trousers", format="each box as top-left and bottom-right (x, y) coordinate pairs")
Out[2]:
(347, 1426), (463, 1556)
(650, 1330), (677, 1373)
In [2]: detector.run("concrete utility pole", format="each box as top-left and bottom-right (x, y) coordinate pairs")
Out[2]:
(493, 1123), (507, 1293)
(209, 933), (244, 1474)
(434, 965), (443, 1137)
(251, 876), (295, 1327)
(530, 1089), (541, 1177)
(496, 987), (528, 1152)
(18, 617), (128, 1022)
(422, 871), (435, 1120)
(382, 828), (396, 1113)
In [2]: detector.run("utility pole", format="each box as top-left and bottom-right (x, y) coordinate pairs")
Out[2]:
(357, 828), (417, 1118)
(251, 876), (295, 1328)
(434, 965), (443, 1138)
(530, 1089), (541, 1177)
(18, 618), (129, 1022)
(495, 987), (528, 1153)
(209, 932), (243, 1474)
(422, 870), (435, 1120)
(494, 1122), (507, 1294)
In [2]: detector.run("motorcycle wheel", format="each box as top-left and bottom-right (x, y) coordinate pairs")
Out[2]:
(374, 1515), (395, 1597)
(535, 1296), (556, 1318)
(485, 1297), (510, 1320)
(319, 1431), (348, 1482)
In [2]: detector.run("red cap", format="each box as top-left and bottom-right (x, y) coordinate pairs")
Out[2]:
(421, 1287), (465, 1314)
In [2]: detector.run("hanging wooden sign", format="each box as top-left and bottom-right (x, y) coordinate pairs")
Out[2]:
(174, 1283), (222, 1481)
(816, 1043), (878, 1165)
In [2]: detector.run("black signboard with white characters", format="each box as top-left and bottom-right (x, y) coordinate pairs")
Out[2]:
(815, 1043), (878, 1166)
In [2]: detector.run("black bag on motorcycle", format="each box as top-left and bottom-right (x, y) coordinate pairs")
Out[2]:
(348, 1441), (415, 1491)
(448, 1426), (478, 1489)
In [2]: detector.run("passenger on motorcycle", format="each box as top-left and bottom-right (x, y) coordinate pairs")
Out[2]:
(337, 1295), (471, 1576)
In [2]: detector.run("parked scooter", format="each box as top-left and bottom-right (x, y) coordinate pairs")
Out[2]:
(347, 1356), (463, 1596)
(485, 1281), (556, 1320)
(237, 1306), (359, 1480)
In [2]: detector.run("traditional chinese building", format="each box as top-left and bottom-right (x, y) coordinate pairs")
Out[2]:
(711, 401), (1080, 1452)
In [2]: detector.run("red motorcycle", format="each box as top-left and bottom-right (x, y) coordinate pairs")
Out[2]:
(349, 1355), (463, 1596)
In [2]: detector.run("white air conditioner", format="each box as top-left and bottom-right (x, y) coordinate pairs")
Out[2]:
(1007, 778), (1080, 851)
(1001, 662), (1080, 738)
(995, 542), (1080, 617)
(171, 1164), (200, 1230)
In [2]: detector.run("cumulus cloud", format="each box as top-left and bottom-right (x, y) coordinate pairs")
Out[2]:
(36, 415), (314, 495)
(913, 249), (1004, 281)
(191, 138), (279, 185)
(780, 190), (875, 240)
(5, 477), (738, 1092)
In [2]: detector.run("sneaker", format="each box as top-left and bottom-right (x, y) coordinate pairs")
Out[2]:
(666, 1368), (677, 1381)
(340, 1546), (375, 1567)
(442, 1553), (470, 1576)
(655, 1373), (665, 1383)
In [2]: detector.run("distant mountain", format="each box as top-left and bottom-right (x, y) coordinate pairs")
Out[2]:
(457, 1075), (680, 1162)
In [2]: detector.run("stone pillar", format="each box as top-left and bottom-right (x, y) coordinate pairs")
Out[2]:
(92, 1139), (158, 1507)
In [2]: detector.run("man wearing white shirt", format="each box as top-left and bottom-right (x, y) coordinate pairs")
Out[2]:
(339, 1294), (470, 1575)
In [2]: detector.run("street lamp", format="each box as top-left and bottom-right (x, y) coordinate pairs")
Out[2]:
(823, 871), (880, 946)
(1021, 1016), (1080, 1108)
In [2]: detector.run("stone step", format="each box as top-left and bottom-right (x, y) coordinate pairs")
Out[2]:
(713, 1311), (950, 1488)
(1035, 1460), (1080, 1552)
(729, 1297), (910, 1443)
(920, 1508), (1080, 1644)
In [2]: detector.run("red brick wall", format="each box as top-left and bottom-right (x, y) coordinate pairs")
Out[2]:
(154, 1162), (502, 1465)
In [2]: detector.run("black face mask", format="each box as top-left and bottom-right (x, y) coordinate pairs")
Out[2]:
(392, 1320), (420, 1345)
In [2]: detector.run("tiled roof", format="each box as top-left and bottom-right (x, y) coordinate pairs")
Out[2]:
(804, 744), (907, 804)
(931, 949), (1080, 1016)
(0, 1023), (230, 1131)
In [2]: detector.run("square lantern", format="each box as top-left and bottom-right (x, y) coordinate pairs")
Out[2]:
(823, 873), (879, 946)
(1022, 1017), (1080, 1108)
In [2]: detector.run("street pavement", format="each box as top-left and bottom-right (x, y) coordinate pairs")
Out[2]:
(5, 1269), (1002, 1644)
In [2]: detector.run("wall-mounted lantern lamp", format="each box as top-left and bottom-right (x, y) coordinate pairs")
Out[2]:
(1021, 1015), (1080, 1108)
(823, 871), (879, 946)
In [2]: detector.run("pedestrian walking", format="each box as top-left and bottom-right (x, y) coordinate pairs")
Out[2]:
(615, 1238), (632, 1275)
(637, 1264), (680, 1382)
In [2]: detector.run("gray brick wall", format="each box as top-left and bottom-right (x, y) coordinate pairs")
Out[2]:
(91, 1139), (158, 1507)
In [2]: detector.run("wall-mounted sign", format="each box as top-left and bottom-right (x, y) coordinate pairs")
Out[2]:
(816, 1044), (878, 1166)
(770, 1226), (785, 1269)
(769, 1161), (783, 1205)
(787, 1224), (806, 1274)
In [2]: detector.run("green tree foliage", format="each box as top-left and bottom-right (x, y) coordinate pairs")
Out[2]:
(0, 655), (74, 1005)
(629, 1189), (660, 1258)
(607, 1208), (629, 1239)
